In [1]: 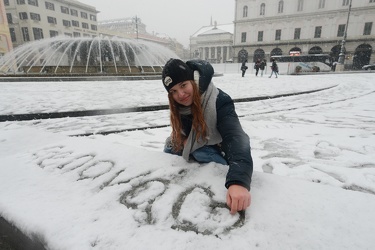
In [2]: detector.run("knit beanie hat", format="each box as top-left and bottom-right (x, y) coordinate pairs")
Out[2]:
(162, 58), (194, 92)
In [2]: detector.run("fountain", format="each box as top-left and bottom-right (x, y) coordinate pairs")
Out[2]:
(0, 36), (178, 78)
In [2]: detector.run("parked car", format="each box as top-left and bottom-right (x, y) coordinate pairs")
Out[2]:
(362, 64), (375, 70)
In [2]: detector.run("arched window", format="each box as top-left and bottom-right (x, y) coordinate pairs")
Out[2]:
(243, 6), (248, 17)
(254, 49), (265, 62)
(278, 1), (284, 13)
(260, 3), (265, 15)
(271, 48), (282, 57)
(298, 0), (304, 11)
(238, 49), (248, 63)
(289, 47), (302, 55)
(308, 46), (323, 54)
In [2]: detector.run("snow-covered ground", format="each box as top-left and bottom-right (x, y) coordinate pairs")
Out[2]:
(1, 73), (375, 250)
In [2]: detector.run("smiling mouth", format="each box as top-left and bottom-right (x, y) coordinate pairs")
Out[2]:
(181, 96), (190, 103)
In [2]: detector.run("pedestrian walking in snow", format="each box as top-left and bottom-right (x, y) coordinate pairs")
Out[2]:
(260, 59), (266, 77)
(269, 58), (279, 78)
(240, 60), (248, 77)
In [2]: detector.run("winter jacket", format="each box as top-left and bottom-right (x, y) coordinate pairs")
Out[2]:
(254, 61), (261, 70)
(240, 61), (248, 71)
(182, 60), (253, 190)
(271, 61), (278, 72)
(260, 61), (266, 70)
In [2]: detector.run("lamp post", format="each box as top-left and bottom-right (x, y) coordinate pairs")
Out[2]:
(337, 0), (352, 71)
(133, 16), (139, 40)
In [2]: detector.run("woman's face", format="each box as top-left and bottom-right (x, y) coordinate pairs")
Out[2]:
(169, 80), (194, 106)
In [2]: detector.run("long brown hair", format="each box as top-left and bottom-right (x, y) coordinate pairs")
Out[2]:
(168, 80), (207, 152)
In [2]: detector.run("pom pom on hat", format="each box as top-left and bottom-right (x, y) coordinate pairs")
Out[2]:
(162, 58), (194, 92)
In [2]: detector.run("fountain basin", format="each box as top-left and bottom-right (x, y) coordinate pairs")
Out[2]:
(0, 36), (177, 77)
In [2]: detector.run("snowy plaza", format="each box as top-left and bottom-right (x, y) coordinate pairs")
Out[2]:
(1, 71), (375, 250)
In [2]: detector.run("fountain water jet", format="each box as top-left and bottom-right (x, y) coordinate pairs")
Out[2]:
(0, 36), (178, 76)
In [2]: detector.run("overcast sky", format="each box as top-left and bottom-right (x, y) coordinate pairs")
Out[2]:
(77, 0), (235, 48)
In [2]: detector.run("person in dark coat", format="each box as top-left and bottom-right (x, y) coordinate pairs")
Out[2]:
(162, 58), (253, 215)
(259, 59), (267, 77)
(254, 59), (261, 76)
(269, 58), (279, 78)
(240, 60), (248, 77)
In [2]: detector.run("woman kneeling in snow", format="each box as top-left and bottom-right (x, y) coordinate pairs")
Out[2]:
(161, 58), (253, 214)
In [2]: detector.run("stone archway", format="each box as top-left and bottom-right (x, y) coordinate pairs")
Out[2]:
(254, 49), (265, 62)
(238, 49), (248, 63)
(353, 44), (372, 70)
(309, 46), (323, 54)
(331, 45), (341, 62)
(271, 48), (282, 57)
(289, 47), (301, 55)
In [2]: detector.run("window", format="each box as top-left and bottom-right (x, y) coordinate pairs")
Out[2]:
(370, 0), (375, 3)
(278, 1), (284, 13)
(70, 9), (78, 16)
(47, 16), (56, 24)
(33, 27), (44, 40)
(337, 24), (345, 37)
(61, 6), (69, 14)
(260, 3), (265, 15)
(82, 22), (89, 29)
(28, 0), (38, 6)
(16, 0), (25, 4)
(298, 0), (304, 11)
(72, 20), (79, 27)
(45, 1), (54, 10)
(63, 20), (71, 27)
(314, 26), (322, 38)
(91, 24), (97, 31)
(73, 32), (81, 37)
(81, 12), (88, 19)
(19, 12), (28, 20)
(90, 14), (96, 21)
(275, 29), (281, 40)
(319, 0), (325, 8)
(294, 28), (301, 39)
(9, 28), (16, 42)
(30, 13), (41, 21)
(6, 13), (12, 24)
(22, 27), (30, 41)
(4, 0), (9, 6)
(243, 6), (248, 17)
(342, 0), (349, 6)
(49, 30), (58, 37)
(64, 33), (72, 37)
(363, 22), (373, 35)
(241, 32), (246, 43)
(258, 31), (263, 42)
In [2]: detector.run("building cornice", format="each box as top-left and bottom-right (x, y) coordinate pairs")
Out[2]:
(233, 37), (375, 49)
(55, 0), (98, 13)
(234, 6), (375, 25)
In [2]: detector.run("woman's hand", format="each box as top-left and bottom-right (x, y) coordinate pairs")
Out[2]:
(226, 185), (251, 215)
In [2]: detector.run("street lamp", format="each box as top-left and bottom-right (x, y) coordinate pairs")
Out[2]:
(133, 16), (139, 40)
(337, 0), (353, 71)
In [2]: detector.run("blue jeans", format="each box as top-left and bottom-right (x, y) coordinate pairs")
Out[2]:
(164, 145), (227, 165)
(269, 70), (278, 78)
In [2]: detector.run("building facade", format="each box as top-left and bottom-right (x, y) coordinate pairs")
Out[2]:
(4, 0), (98, 48)
(0, 0), (12, 58)
(98, 17), (188, 60)
(190, 22), (233, 63)
(98, 17), (147, 38)
(234, 0), (375, 69)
